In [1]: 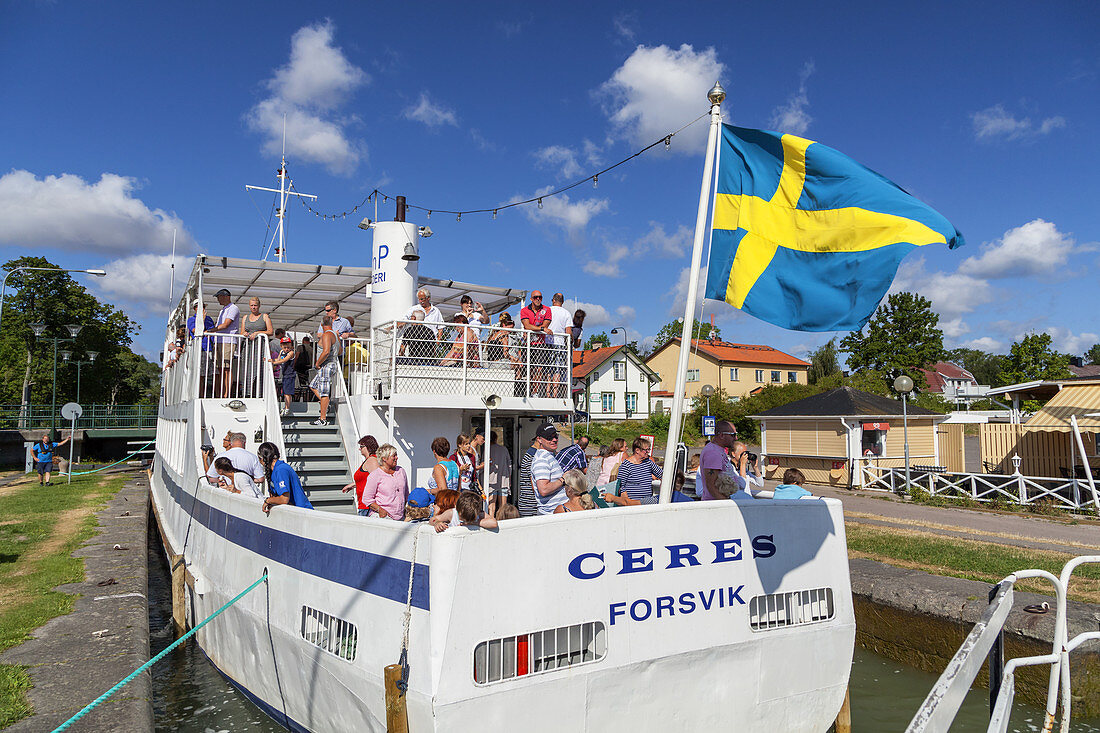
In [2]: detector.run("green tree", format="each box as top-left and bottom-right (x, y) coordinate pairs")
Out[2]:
(1085, 343), (1100, 366)
(0, 257), (159, 411)
(840, 292), (943, 392)
(651, 318), (721, 355)
(584, 332), (610, 349)
(807, 337), (841, 385)
(944, 347), (1005, 386)
(996, 333), (1071, 386)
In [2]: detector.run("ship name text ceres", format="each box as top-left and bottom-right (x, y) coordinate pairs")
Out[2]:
(567, 536), (777, 626)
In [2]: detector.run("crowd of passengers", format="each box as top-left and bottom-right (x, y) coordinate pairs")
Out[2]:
(201, 418), (814, 525)
(166, 287), (586, 415)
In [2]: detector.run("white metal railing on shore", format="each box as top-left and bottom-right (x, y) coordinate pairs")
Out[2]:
(162, 333), (271, 405)
(906, 556), (1100, 733)
(370, 320), (572, 401)
(858, 462), (1100, 513)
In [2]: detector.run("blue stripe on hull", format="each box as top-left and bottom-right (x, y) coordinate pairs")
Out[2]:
(197, 644), (314, 733)
(164, 472), (430, 609)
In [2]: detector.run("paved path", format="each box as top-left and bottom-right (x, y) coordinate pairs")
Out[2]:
(806, 483), (1100, 555)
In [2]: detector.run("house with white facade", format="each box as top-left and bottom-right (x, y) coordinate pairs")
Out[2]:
(917, 361), (990, 406)
(572, 345), (660, 421)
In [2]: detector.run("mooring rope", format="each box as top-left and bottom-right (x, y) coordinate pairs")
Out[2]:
(63, 440), (155, 477)
(51, 571), (269, 732)
(396, 527), (421, 692)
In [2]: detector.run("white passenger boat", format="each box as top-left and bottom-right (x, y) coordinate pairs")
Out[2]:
(150, 85), (856, 731)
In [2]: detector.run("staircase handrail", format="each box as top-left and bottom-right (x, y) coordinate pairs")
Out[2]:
(260, 334), (286, 456)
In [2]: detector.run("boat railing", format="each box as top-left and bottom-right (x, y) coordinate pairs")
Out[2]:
(370, 320), (572, 402)
(261, 336), (285, 456)
(332, 350), (362, 461)
(905, 555), (1100, 733)
(191, 332), (271, 401)
(342, 336), (371, 396)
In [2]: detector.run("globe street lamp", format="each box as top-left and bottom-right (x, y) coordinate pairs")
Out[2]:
(700, 383), (715, 415)
(32, 323), (84, 438)
(893, 374), (914, 495)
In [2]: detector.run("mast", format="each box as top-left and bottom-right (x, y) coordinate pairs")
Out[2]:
(246, 115), (317, 262)
(658, 82), (725, 503)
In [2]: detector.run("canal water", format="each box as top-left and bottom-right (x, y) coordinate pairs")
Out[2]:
(148, 532), (1099, 732)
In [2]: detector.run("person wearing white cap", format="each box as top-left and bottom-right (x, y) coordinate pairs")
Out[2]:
(208, 288), (241, 397)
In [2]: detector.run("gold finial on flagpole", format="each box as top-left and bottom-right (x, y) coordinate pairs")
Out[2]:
(708, 81), (726, 106)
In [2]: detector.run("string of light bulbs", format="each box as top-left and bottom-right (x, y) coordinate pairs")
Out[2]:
(289, 110), (709, 223)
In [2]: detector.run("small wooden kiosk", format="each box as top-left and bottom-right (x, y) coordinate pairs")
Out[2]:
(753, 386), (945, 487)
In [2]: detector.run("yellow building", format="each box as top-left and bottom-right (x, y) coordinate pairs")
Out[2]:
(644, 337), (810, 402)
(753, 386), (944, 487)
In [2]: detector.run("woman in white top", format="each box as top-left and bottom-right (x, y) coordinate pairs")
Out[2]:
(597, 437), (627, 487)
(214, 456), (263, 499)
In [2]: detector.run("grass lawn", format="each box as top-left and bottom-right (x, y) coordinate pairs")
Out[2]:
(0, 471), (128, 729)
(846, 522), (1100, 604)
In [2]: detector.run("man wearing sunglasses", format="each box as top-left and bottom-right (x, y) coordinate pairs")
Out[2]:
(315, 300), (355, 359)
(520, 291), (553, 397)
(531, 423), (567, 514)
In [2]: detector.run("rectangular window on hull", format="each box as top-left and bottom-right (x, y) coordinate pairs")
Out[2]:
(301, 606), (358, 661)
(748, 588), (835, 631)
(474, 622), (607, 685)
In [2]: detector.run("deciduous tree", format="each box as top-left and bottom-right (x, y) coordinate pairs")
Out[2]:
(997, 333), (1071, 386)
(840, 292), (943, 391)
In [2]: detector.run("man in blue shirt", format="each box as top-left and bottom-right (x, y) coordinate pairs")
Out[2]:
(32, 433), (71, 485)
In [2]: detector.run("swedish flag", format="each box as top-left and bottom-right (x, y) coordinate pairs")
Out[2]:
(704, 125), (964, 332)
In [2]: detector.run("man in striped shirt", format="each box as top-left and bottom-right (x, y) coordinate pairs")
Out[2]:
(531, 423), (568, 514)
(556, 435), (589, 474)
(517, 437), (540, 517)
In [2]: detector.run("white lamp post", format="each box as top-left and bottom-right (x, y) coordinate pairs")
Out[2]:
(893, 375), (914, 494)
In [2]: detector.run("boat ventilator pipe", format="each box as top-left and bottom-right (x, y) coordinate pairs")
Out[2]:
(51, 571), (269, 733)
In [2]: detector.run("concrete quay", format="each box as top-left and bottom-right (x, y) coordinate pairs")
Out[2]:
(1, 475), (152, 732)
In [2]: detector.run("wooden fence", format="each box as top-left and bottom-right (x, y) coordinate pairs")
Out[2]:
(979, 423), (1097, 476)
(936, 423), (966, 473)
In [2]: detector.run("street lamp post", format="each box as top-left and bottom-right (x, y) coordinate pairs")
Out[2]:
(701, 384), (715, 415)
(893, 374), (914, 495)
(0, 267), (106, 335)
(33, 323), (83, 438)
(73, 351), (98, 403)
(610, 327), (629, 417)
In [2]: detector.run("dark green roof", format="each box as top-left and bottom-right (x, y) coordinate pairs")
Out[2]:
(754, 386), (939, 418)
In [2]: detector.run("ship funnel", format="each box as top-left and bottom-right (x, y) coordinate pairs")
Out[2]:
(395, 195), (406, 222)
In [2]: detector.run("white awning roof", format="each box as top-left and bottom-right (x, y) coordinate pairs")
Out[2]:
(175, 255), (526, 332)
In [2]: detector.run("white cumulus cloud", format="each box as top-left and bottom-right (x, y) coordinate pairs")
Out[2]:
(597, 44), (725, 154)
(971, 104), (1066, 142)
(964, 336), (1004, 352)
(583, 243), (629, 278)
(0, 170), (190, 255)
(957, 219), (1075, 279)
(616, 305), (636, 322)
(246, 20), (368, 175)
(1038, 326), (1100, 357)
(768, 61), (815, 135)
(635, 221), (693, 257)
(403, 92), (459, 128)
(563, 299), (612, 328)
(521, 186), (609, 242)
(940, 317), (971, 340)
(533, 140), (601, 179)
(891, 256), (995, 319)
(98, 252), (191, 309)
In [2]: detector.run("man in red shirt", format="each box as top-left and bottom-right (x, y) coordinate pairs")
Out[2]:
(520, 290), (553, 397)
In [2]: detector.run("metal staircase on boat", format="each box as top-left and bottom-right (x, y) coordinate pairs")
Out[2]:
(281, 403), (356, 514)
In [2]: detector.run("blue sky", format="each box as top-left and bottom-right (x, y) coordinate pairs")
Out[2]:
(1, 1), (1097, 366)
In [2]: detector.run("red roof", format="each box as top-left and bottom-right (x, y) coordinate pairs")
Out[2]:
(572, 345), (623, 380)
(917, 361), (976, 393)
(650, 390), (674, 397)
(652, 338), (809, 367)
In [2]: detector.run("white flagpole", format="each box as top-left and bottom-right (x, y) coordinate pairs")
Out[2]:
(658, 82), (725, 503)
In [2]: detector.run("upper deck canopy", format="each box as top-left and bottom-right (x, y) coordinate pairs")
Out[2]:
(178, 255), (526, 332)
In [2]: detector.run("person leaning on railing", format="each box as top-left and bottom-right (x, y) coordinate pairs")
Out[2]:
(398, 311), (436, 364)
(258, 442), (314, 513)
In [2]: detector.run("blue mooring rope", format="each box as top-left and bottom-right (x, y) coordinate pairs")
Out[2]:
(51, 571), (269, 732)
(65, 441), (155, 477)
